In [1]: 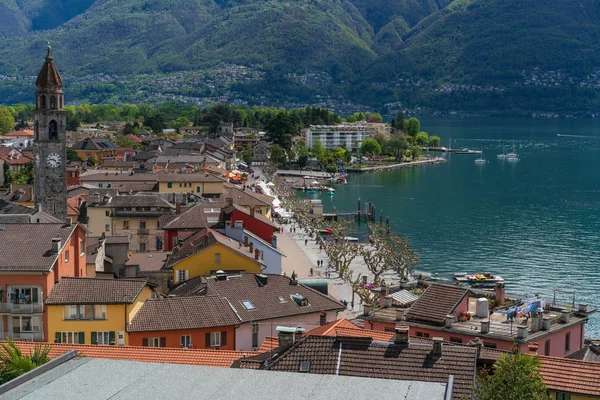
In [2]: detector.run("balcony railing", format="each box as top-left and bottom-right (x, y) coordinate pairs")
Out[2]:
(0, 331), (44, 342)
(0, 302), (44, 314)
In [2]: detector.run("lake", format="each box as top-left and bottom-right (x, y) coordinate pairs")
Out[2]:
(309, 117), (600, 336)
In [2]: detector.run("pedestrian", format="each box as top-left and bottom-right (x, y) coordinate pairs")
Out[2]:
(310, 267), (314, 276)
(305, 239), (308, 245)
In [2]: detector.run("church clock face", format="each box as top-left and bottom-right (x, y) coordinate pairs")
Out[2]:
(46, 153), (61, 168)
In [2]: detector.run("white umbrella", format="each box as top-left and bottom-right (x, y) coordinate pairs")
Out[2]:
(311, 181), (319, 185)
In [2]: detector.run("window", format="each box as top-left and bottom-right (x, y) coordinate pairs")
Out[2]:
(278, 296), (286, 303)
(145, 337), (165, 347)
(105, 210), (110, 216)
(415, 332), (430, 338)
(93, 331), (114, 345)
(556, 393), (571, 400)
(63, 305), (106, 320)
(167, 182), (172, 188)
(80, 241), (85, 255)
(13, 316), (40, 333)
(98, 183), (104, 188)
(181, 335), (192, 348)
(9, 286), (40, 304)
(251, 323), (259, 348)
(545, 339), (551, 356)
(105, 224), (110, 232)
(210, 332), (221, 347)
(177, 270), (189, 283)
(483, 342), (497, 349)
(565, 332), (571, 353)
(450, 337), (463, 344)
(71, 171), (76, 178)
(139, 221), (146, 229)
(139, 243), (146, 252)
(242, 300), (256, 310)
(214, 253), (221, 263)
(60, 332), (83, 344)
(299, 361), (311, 373)
(123, 220), (129, 230)
(179, 183), (182, 188)
(65, 250), (69, 263)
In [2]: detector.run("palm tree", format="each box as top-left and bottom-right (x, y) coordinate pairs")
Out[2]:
(0, 339), (51, 383)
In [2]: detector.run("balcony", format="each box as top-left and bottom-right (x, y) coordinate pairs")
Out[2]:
(139, 228), (148, 235)
(0, 331), (44, 342)
(0, 302), (44, 314)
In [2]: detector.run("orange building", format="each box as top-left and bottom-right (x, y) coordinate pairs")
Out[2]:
(0, 222), (86, 342)
(127, 296), (239, 349)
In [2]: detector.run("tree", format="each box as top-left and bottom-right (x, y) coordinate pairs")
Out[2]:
(12, 162), (34, 185)
(411, 146), (421, 160)
(0, 339), (51, 384)
(0, 107), (15, 135)
(367, 114), (383, 123)
(395, 111), (405, 131)
(87, 157), (96, 167)
(385, 134), (408, 161)
(311, 140), (325, 158)
(475, 346), (550, 400)
(67, 148), (83, 162)
(2, 163), (12, 187)
(429, 135), (441, 147)
(269, 144), (287, 165)
(360, 138), (381, 155)
(64, 106), (81, 132)
(373, 132), (387, 146)
(203, 113), (221, 137)
(265, 110), (295, 150)
(173, 116), (192, 132)
(415, 131), (429, 146)
(404, 117), (420, 137)
(241, 145), (252, 165)
(144, 113), (165, 133)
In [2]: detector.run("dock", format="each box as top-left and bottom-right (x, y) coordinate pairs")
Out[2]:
(421, 147), (481, 154)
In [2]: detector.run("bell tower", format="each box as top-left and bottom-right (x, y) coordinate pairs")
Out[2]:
(33, 45), (67, 222)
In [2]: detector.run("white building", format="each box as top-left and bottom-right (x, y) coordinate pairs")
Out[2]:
(305, 122), (390, 152)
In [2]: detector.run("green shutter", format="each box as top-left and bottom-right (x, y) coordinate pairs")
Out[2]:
(109, 331), (116, 345)
(55, 332), (62, 343)
(91, 332), (97, 345)
(78, 332), (85, 344)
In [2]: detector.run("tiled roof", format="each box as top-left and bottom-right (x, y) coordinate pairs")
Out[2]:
(539, 356), (600, 396)
(125, 252), (168, 272)
(0, 147), (31, 164)
(0, 223), (77, 272)
(72, 137), (118, 151)
(127, 296), (240, 332)
(168, 276), (207, 297)
(156, 173), (226, 183)
(0, 199), (34, 215)
(160, 202), (225, 230)
(89, 194), (174, 209)
(206, 273), (344, 323)
(405, 283), (470, 325)
(80, 171), (158, 183)
(567, 342), (600, 362)
(222, 184), (274, 207)
(46, 277), (149, 304)
(9, 341), (256, 368)
(100, 161), (136, 168)
(1, 185), (33, 203)
(308, 318), (359, 336)
(266, 335), (477, 399)
(222, 203), (279, 229)
(3, 129), (34, 137)
(258, 336), (279, 353)
(36, 52), (63, 88)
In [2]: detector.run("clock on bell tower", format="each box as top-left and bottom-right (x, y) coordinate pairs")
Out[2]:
(33, 45), (67, 222)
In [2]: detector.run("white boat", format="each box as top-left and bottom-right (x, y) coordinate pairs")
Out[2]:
(497, 143), (507, 159)
(506, 142), (518, 161)
(327, 188), (335, 195)
(474, 148), (486, 163)
(344, 236), (359, 242)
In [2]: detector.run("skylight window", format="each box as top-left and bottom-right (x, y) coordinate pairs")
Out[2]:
(299, 361), (311, 372)
(241, 300), (256, 310)
(278, 296), (286, 303)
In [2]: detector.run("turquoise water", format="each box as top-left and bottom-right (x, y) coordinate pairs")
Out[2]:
(308, 117), (600, 336)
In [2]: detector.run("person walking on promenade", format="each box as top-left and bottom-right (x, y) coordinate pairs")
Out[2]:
(305, 239), (308, 246)
(310, 267), (314, 276)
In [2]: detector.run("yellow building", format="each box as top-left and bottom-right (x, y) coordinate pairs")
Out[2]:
(71, 137), (119, 164)
(46, 277), (154, 346)
(165, 228), (265, 284)
(157, 173), (226, 197)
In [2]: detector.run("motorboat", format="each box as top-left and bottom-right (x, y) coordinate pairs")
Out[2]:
(454, 272), (504, 288)
(474, 148), (486, 164)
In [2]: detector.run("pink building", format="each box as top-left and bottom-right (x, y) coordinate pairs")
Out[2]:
(361, 283), (594, 358)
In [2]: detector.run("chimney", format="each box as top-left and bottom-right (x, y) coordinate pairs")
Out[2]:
(528, 343), (539, 355)
(94, 193), (100, 204)
(271, 235), (277, 249)
(480, 319), (490, 334)
(495, 282), (506, 305)
(560, 310), (570, 323)
(250, 207), (255, 218)
(52, 238), (62, 253)
(256, 274), (268, 286)
(226, 197), (233, 206)
(176, 202), (181, 214)
(541, 316), (551, 331)
(394, 326), (409, 345)
(254, 249), (260, 260)
(249, 242), (253, 253)
(363, 304), (372, 316)
(445, 315), (454, 328)
(517, 325), (528, 339)
(384, 296), (392, 308)
(396, 308), (404, 321)
(277, 329), (294, 349)
(28, 186), (33, 201)
(379, 293), (386, 309)
(182, 194), (188, 205)
(234, 221), (243, 230)
(432, 337), (443, 357)
(579, 303), (588, 313)
(65, 217), (72, 227)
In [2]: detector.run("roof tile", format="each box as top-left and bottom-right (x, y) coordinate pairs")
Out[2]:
(46, 277), (149, 304)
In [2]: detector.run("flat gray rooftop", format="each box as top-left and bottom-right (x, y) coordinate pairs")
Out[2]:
(2, 357), (448, 400)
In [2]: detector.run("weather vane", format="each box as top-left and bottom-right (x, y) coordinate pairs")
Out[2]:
(46, 41), (51, 57)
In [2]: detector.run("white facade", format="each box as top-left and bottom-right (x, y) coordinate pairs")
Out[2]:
(224, 222), (283, 275)
(306, 122), (391, 152)
(234, 311), (338, 351)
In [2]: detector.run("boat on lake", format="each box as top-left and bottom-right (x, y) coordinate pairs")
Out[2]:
(344, 236), (359, 242)
(497, 143), (507, 159)
(474, 148), (486, 164)
(506, 142), (519, 161)
(454, 272), (504, 288)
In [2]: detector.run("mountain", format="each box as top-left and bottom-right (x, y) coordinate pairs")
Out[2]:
(2, 0), (600, 115)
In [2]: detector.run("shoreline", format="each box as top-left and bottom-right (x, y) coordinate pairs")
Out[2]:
(346, 158), (446, 173)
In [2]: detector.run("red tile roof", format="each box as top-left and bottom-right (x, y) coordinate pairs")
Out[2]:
(539, 356), (600, 396)
(8, 341), (257, 368)
(258, 336), (279, 353)
(46, 277), (149, 304)
(308, 318), (359, 335)
(4, 129), (34, 137)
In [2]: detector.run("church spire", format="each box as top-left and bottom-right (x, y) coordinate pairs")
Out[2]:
(35, 44), (63, 89)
